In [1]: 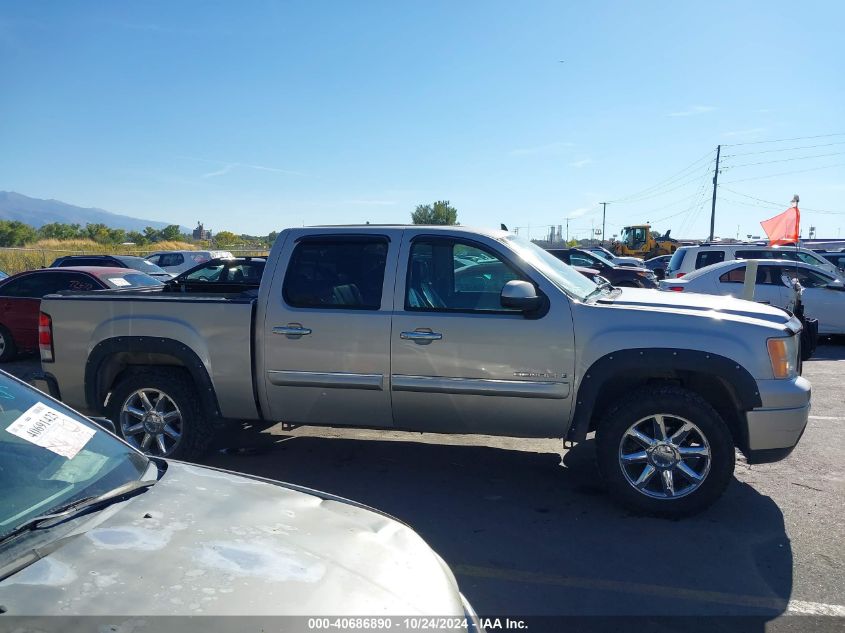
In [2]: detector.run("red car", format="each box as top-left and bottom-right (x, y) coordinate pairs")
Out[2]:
(0, 266), (162, 361)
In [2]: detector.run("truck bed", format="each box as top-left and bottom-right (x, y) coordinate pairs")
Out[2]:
(40, 290), (259, 420)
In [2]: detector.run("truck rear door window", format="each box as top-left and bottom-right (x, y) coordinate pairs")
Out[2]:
(283, 238), (388, 309)
(695, 250), (725, 269)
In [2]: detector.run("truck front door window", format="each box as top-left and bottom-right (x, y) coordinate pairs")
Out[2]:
(406, 239), (525, 312)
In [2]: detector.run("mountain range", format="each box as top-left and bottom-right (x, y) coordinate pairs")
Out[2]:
(0, 191), (189, 233)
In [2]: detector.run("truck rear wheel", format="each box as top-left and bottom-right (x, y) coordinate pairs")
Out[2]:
(595, 385), (735, 518)
(108, 368), (213, 461)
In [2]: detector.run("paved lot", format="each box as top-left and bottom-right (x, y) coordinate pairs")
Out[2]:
(6, 341), (844, 626)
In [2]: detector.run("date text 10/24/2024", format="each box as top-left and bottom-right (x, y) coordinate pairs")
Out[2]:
(307, 618), (528, 630)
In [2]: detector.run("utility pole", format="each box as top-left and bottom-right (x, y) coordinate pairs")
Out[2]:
(566, 218), (570, 243)
(601, 202), (608, 244)
(708, 145), (721, 241)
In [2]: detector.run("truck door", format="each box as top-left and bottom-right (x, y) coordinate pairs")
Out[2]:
(390, 232), (575, 437)
(260, 232), (397, 427)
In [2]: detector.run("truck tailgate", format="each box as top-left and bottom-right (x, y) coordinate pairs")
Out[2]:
(40, 292), (258, 420)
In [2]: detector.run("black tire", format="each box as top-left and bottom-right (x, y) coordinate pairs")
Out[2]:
(0, 325), (17, 363)
(596, 385), (735, 518)
(107, 367), (213, 461)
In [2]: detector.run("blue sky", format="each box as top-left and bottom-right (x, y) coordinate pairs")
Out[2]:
(1, 0), (843, 239)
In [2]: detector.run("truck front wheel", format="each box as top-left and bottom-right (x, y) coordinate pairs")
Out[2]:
(108, 368), (212, 461)
(595, 385), (735, 518)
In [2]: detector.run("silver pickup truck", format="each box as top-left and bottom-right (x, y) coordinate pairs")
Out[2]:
(37, 226), (811, 516)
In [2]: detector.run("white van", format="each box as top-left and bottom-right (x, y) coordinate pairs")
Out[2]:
(666, 243), (842, 280)
(145, 250), (234, 275)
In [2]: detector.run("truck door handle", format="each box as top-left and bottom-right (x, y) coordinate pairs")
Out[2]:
(400, 330), (442, 342)
(273, 325), (312, 337)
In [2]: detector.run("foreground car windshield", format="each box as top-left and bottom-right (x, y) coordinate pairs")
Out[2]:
(0, 374), (148, 539)
(505, 235), (598, 301)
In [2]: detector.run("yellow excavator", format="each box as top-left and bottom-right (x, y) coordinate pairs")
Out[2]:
(612, 224), (679, 259)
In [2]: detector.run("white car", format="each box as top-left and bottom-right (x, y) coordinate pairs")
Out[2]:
(145, 250), (234, 275)
(660, 259), (845, 335)
(665, 243), (842, 280)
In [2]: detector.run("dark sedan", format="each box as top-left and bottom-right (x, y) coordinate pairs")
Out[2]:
(644, 254), (672, 280)
(546, 248), (658, 288)
(164, 256), (266, 293)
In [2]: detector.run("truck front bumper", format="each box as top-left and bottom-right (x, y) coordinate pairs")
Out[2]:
(743, 375), (810, 464)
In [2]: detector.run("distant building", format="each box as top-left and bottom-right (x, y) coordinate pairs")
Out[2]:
(193, 222), (212, 241)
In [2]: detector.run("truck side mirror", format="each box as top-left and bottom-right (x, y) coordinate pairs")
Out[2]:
(501, 280), (541, 312)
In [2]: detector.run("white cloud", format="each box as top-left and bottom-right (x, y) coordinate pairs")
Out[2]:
(568, 158), (592, 168)
(668, 105), (716, 117)
(186, 157), (301, 179)
(722, 127), (767, 137)
(510, 141), (575, 156)
(343, 199), (397, 206)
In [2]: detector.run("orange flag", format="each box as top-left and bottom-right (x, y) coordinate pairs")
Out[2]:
(760, 205), (800, 246)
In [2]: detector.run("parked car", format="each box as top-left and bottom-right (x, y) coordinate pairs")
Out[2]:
(0, 370), (479, 618)
(644, 254), (672, 280)
(164, 257), (266, 293)
(818, 251), (845, 274)
(0, 267), (162, 362)
(665, 243), (842, 280)
(660, 259), (845, 335)
(39, 226), (810, 517)
(584, 245), (645, 268)
(50, 254), (174, 281)
(145, 250), (234, 275)
(546, 248), (658, 288)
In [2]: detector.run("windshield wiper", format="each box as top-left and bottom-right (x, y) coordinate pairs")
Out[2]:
(0, 479), (157, 544)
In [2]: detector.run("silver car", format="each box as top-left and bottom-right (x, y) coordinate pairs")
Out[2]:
(0, 371), (479, 620)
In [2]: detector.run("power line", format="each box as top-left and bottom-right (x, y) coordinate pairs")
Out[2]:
(720, 187), (842, 215)
(608, 148), (715, 203)
(722, 140), (845, 158)
(722, 132), (845, 148)
(611, 161), (715, 204)
(721, 151), (845, 170)
(721, 162), (845, 185)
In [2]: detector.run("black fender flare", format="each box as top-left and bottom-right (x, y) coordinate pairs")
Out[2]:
(567, 348), (762, 441)
(85, 336), (221, 418)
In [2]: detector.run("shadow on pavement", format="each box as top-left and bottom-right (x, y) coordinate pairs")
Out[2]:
(201, 429), (792, 622)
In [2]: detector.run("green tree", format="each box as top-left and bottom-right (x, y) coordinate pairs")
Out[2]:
(0, 221), (37, 247)
(268, 230), (279, 244)
(159, 225), (183, 241)
(411, 200), (458, 225)
(38, 222), (82, 240)
(126, 231), (147, 245)
(214, 230), (239, 246)
(143, 226), (161, 243)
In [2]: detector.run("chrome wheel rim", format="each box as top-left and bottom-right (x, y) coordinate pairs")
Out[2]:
(618, 414), (711, 499)
(119, 388), (183, 456)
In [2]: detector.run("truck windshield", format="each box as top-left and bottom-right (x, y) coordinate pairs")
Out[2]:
(0, 374), (149, 540)
(504, 235), (598, 301)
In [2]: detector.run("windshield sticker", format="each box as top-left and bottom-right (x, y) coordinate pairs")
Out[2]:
(6, 403), (95, 459)
(108, 277), (131, 287)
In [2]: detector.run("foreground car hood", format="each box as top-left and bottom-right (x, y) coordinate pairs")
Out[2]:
(0, 463), (464, 616)
(602, 287), (797, 329)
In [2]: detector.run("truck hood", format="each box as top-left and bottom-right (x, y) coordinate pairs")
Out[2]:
(0, 462), (465, 616)
(599, 287), (798, 330)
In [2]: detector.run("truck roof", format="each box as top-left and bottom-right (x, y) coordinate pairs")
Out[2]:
(304, 224), (509, 238)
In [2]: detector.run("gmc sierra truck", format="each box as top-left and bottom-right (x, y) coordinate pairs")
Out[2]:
(36, 226), (811, 516)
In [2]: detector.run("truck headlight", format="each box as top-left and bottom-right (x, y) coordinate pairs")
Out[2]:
(767, 337), (797, 379)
